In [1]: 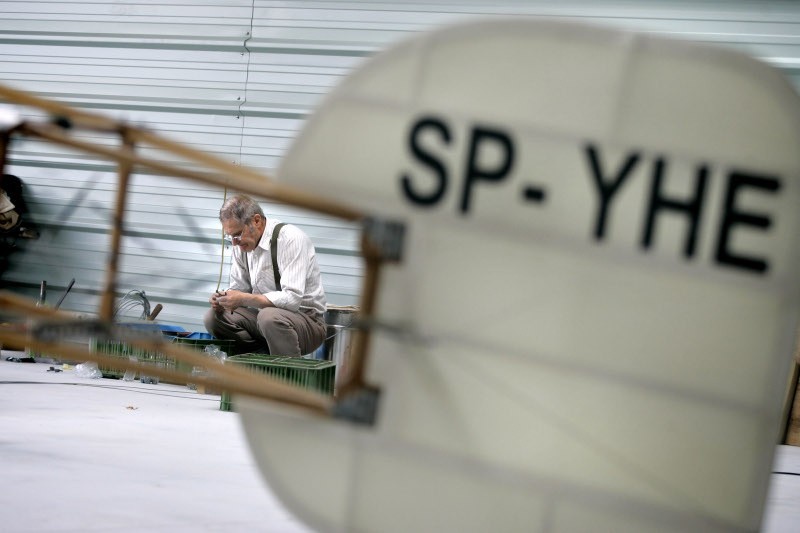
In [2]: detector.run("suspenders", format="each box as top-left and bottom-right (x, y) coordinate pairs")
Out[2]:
(270, 223), (287, 291)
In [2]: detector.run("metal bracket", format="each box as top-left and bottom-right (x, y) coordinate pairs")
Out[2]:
(332, 385), (381, 426)
(362, 217), (405, 262)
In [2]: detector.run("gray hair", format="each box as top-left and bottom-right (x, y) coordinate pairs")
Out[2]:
(219, 194), (265, 224)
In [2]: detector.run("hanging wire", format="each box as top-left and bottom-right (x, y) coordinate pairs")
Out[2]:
(216, 187), (228, 292)
(112, 289), (151, 320)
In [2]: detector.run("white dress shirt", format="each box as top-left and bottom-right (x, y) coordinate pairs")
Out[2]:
(228, 218), (326, 317)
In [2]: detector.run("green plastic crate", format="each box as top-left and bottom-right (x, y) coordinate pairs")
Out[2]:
(170, 336), (235, 353)
(90, 336), (234, 381)
(90, 338), (174, 379)
(220, 354), (336, 411)
(26, 340), (87, 363)
(169, 337), (235, 377)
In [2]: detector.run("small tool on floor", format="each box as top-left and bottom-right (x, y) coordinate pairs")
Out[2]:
(6, 355), (35, 362)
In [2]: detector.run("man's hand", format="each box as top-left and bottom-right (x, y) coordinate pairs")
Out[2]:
(212, 289), (249, 313)
(209, 290), (231, 314)
(209, 289), (272, 312)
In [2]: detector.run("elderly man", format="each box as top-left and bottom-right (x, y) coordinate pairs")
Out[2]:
(204, 194), (327, 356)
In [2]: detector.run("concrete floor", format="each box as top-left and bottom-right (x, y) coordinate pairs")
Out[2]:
(1, 353), (798, 532)
(0, 353), (313, 533)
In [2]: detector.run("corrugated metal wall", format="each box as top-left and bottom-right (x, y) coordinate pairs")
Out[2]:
(1, 0), (798, 331)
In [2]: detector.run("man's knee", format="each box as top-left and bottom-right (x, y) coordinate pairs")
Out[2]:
(256, 307), (292, 335)
(204, 308), (222, 334)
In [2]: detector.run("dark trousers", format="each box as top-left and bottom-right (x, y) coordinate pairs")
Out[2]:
(203, 306), (326, 356)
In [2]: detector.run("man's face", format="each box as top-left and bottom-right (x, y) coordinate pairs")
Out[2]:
(223, 214), (265, 252)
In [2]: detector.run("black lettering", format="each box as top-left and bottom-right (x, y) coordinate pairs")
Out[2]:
(522, 185), (546, 202)
(641, 159), (708, 258)
(585, 144), (641, 240)
(400, 117), (451, 206)
(715, 171), (780, 274)
(459, 127), (514, 214)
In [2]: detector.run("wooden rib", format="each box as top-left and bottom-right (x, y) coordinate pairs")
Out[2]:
(0, 291), (78, 320)
(99, 128), (134, 321)
(336, 237), (382, 394)
(0, 83), (125, 131)
(18, 122), (364, 222)
(0, 291), (333, 414)
(0, 83), (353, 218)
(0, 329), (333, 415)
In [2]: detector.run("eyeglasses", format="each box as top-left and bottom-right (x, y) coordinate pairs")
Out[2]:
(224, 221), (250, 244)
(225, 231), (244, 244)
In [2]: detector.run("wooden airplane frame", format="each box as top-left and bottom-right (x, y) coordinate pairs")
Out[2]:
(0, 82), (387, 421)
